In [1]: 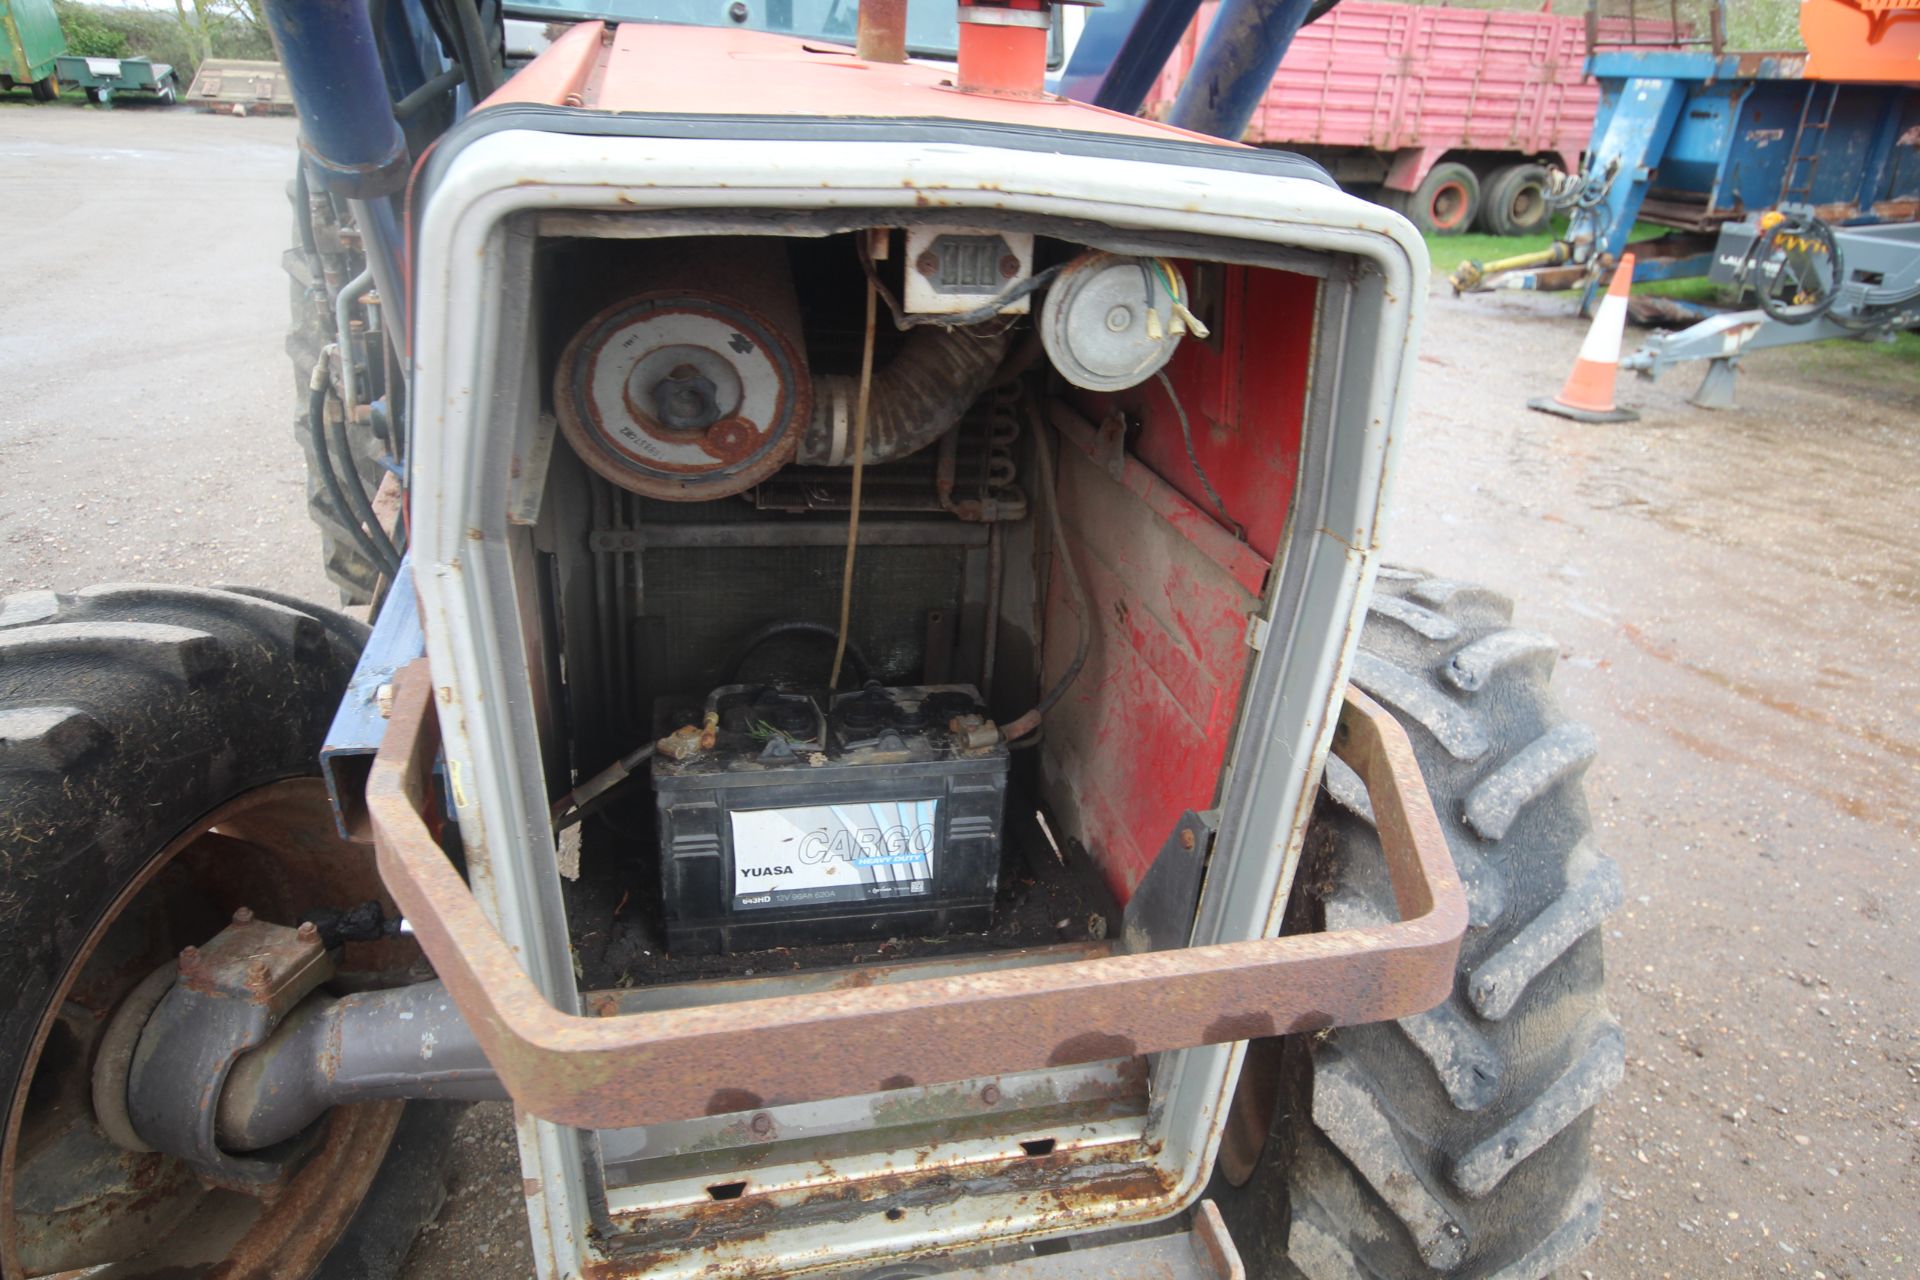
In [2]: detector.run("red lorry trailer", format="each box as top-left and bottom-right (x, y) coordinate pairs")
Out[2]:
(1142, 0), (1634, 235)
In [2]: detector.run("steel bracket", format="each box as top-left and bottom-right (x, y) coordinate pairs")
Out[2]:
(1122, 810), (1218, 954)
(125, 918), (335, 1191)
(368, 659), (1466, 1130)
(322, 557), (425, 841)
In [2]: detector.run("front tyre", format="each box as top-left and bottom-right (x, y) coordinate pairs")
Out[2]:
(0, 584), (456, 1278)
(1217, 570), (1622, 1278)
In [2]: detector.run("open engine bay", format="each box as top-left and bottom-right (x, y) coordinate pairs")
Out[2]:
(378, 111), (1428, 1274)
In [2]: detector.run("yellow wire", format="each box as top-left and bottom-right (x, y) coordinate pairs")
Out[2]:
(829, 273), (879, 689)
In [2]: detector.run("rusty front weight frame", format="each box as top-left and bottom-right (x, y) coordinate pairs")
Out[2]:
(368, 659), (1466, 1130)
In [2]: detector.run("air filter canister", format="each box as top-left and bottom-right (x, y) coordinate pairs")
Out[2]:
(553, 244), (811, 501)
(1039, 251), (1188, 392)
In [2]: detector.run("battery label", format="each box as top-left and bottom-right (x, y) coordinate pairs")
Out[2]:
(729, 799), (939, 910)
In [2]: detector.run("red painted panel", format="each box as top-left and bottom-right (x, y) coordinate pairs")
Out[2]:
(1038, 265), (1313, 902)
(1038, 423), (1263, 902)
(488, 21), (1236, 144)
(1075, 264), (1318, 565)
(1142, 0), (1681, 164)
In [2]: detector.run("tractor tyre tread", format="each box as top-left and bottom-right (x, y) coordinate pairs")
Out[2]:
(285, 183), (386, 606)
(1279, 569), (1620, 1279)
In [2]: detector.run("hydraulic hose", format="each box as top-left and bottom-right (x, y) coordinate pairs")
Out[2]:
(335, 267), (375, 440)
(798, 324), (1010, 467)
(329, 400), (402, 576)
(307, 369), (397, 580)
(445, 0), (500, 99)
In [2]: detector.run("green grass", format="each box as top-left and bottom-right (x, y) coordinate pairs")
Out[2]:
(1423, 216), (1681, 280)
(1788, 327), (1920, 379)
(1423, 223), (1562, 279)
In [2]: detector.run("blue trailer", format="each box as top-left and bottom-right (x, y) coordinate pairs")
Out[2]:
(1453, 45), (1920, 297)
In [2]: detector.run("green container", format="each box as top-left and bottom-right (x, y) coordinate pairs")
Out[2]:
(2, 0), (67, 95)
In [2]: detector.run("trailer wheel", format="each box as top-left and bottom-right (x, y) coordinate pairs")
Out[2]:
(1479, 164), (1552, 237)
(1388, 163), (1481, 236)
(30, 75), (59, 101)
(0, 584), (458, 1278)
(1213, 569), (1621, 1279)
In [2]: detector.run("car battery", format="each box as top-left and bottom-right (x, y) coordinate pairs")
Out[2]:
(651, 682), (1009, 955)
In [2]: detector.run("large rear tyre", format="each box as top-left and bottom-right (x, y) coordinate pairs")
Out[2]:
(1385, 163), (1481, 237)
(1215, 570), (1621, 1278)
(0, 584), (456, 1278)
(1478, 164), (1553, 237)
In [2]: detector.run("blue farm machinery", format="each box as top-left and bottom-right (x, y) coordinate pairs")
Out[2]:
(1454, 0), (1920, 406)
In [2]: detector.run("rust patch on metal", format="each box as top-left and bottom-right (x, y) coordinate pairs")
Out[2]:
(1288, 1008), (1334, 1034)
(213, 1102), (405, 1278)
(705, 1088), (764, 1116)
(1047, 1031), (1138, 1066)
(699, 417), (758, 463)
(1202, 1012), (1278, 1043)
(368, 663), (1465, 1130)
(1215, 1035), (1286, 1187)
(591, 1145), (1179, 1271)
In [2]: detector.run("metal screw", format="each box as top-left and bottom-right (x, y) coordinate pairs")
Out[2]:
(980, 1084), (1002, 1106)
(231, 905), (254, 925)
(916, 251), (940, 277)
(296, 921), (320, 944)
(178, 945), (201, 971)
(376, 682), (396, 719)
(246, 960), (271, 989)
(1180, 827), (1197, 851)
(999, 254), (1021, 278)
(749, 1111), (774, 1136)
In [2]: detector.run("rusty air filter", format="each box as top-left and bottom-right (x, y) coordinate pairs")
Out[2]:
(553, 243), (811, 501)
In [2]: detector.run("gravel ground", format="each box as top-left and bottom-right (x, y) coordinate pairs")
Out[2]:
(2, 106), (1914, 1280)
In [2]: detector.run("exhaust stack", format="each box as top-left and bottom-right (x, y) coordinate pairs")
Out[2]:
(956, 0), (1051, 98)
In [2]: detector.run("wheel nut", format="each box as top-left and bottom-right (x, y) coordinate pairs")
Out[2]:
(231, 905), (254, 925)
(246, 960), (270, 988)
(296, 921), (320, 943)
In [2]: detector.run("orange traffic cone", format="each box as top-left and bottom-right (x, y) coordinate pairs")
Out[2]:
(1528, 254), (1640, 423)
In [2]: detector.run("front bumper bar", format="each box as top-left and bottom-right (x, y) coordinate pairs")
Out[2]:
(369, 659), (1465, 1130)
